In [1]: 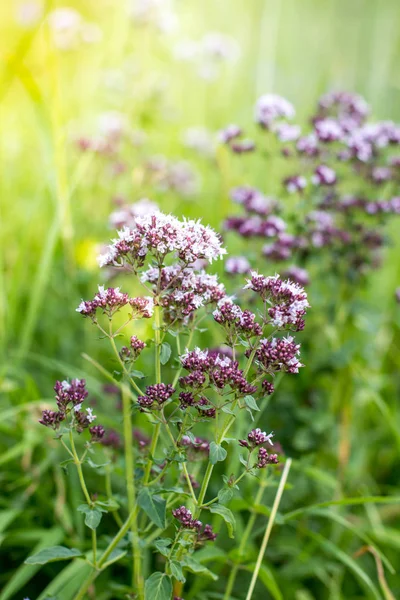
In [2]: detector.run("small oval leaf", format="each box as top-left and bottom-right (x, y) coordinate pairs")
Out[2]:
(25, 546), (83, 565)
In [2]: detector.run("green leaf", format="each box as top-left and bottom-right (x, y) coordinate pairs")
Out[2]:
(0, 527), (64, 600)
(131, 370), (145, 379)
(209, 442), (227, 465)
(95, 499), (120, 512)
(194, 546), (227, 563)
(160, 343), (172, 365)
(144, 572), (172, 600)
(170, 560), (186, 582)
(102, 549), (127, 568)
(244, 395), (259, 411)
(209, 504), (236, 538)
(221, 405), (235, 415)
(77, 506), (103, 530)
(154, 538), (172, 557)
(218, 487), (233, 505)
(24, 546), (83, 565)
(87, 458), (110, 470)
(36, 560), (92, 600)
(59, 458), (74, 469)
(137, 488), (166, 529)
(112, 370), (123, 382)
(182, 555), (218, 580)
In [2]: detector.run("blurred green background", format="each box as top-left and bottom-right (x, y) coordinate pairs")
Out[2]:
(1, 0), (400, 368)
(1, 1), (400, 599)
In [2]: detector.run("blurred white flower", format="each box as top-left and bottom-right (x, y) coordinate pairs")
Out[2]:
(128, 0), (178, 34)
(97, 111), (125, 138)
(183, 127), (215, 157)
(201, 32), (240, 63)
(16, 2), (43, 27)
(47, 7), (102, 50)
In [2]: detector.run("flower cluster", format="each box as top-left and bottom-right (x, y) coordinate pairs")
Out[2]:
(244, 272), (310, 330)
(48, 197), (310, 592)
(119, 336), (147, 363)
(142, 265), (226, 324)
(172, 506), (217, 542)
(99, 212), (226, 269)
(76, 286), (154, 320)
(255, 94), (295, 129)
(239, 429), (279, 469)
(256, 447), (279, 468)
(40, 380), (104, 439)
(137, 384), (175, 411)
(180, 435), (210, 457)
(213, 298), (262, 338)
(179, 348), (257, 399)
(239, 428), (274, 447)
(250, 336), (303, 374)
(222, 90), (400, 281)
(230, 186), (278, 216)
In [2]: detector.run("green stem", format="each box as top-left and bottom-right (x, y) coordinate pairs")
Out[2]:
(143, 302), (162, 484)
(172, 325), (197, 387)
(202, 468), (251, 508)
(223, 471), (268, 600)
(108, 326), (144, 396)
(162, 417), (197, 504)
(73, 505), (140, 600)
(69, 431), (92, 507)
(92, 529), (97, 568)
(82, 352), (137, 403)
(195, 462), (214, 515)
(105, 464), (123, 528)
(121, 385), (144, 596)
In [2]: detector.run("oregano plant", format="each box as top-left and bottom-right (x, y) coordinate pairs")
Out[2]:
(33, 211), (309, 599)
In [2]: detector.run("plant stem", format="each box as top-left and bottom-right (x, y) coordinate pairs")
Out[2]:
(143, 302), (162, 483)
(195, 462), (214, 513)
(172, 324), (197, 387)
(108, 325), (144, 396)
(69, 431), (92, 507)
(82, 352), (137, 403)
(245, 458), (292, 600)
(73, 504), (140, 600)
(201, 468), (251, 508)
(92, 529), (97, 568)
(161, 416), (197, 503)
(121, 384), (144, 596)
(223, 471), (268, 600)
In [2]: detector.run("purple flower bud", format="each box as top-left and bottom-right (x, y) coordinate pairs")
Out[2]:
(262, 380), (275, 395)
(89, 425), (105, 441)
(218, 124), (242, 143)
(137, 384), (175, 410)
(284, 175), (307, 193)
(312, 165), (337, 186)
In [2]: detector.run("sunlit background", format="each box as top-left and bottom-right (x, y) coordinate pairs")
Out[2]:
(1, 1), (400, 599)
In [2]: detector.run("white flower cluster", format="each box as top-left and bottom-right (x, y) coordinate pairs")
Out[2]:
(255, 94), (296, 128)
(98, 212), (227, 268)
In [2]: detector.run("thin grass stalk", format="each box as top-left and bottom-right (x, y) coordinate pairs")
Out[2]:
(245, 458), (292, 600)
(223, 470), (268, 600)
